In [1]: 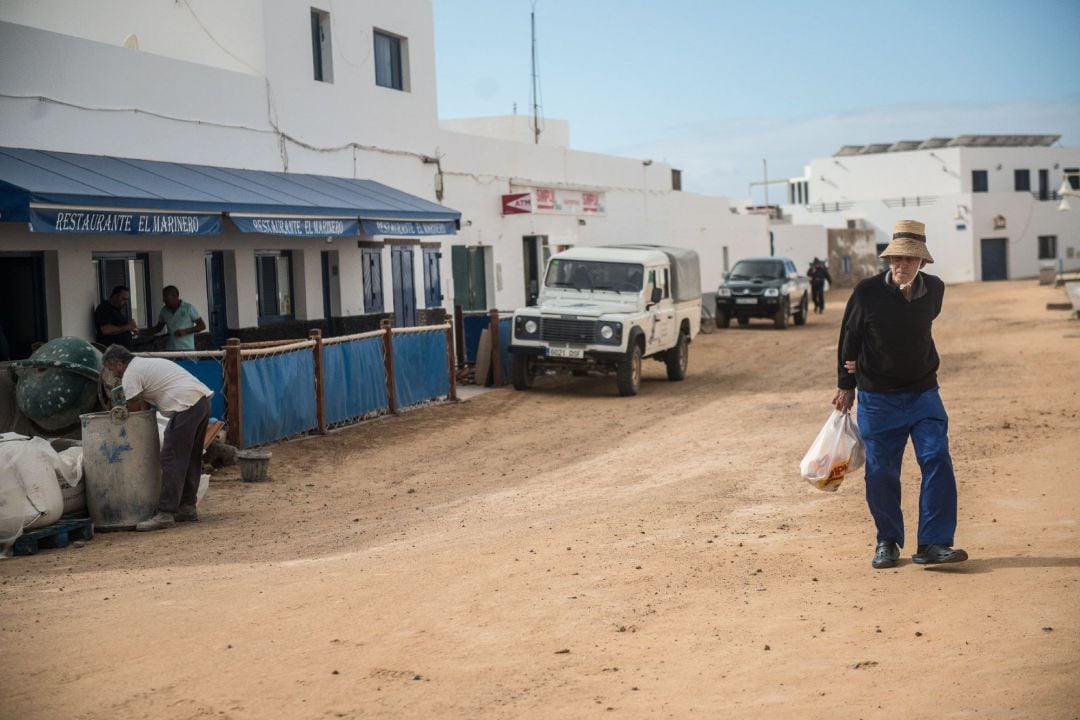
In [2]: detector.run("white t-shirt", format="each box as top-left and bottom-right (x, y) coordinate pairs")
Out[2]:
(122, 357), (213, 414)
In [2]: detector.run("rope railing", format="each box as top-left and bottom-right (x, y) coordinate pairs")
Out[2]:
(239, 339), (315, 358)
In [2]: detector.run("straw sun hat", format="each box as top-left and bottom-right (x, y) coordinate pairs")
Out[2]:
(879, 219), (934, 264)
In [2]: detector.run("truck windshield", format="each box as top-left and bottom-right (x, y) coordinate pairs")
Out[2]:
(728, 260), (784, 280)
(545, 260), (644, 292)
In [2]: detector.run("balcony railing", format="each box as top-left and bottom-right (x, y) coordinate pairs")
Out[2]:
(1031, 190), (1060, 201)
(882, 196), (938, 208)
(804, 201), (855, 213)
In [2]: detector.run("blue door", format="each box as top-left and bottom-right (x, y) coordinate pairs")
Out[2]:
(980, 238), (1007, 280)
(391, 246), (416, 327)
(423, 247), (442, 308)
(362, 247), (384, 313)
(203, 252), (228, 347)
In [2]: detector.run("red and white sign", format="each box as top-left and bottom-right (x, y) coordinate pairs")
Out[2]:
(582, 192), (600, 213)
(534, 187), (556, 211)
(501, 192), (533, 215)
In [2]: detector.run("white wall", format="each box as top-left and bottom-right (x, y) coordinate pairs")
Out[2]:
(0, 0), (266, 74)
(770, 223), (828, 276)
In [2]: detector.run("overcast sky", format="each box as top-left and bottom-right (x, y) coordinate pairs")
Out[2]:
(433, 0), (1080, 201)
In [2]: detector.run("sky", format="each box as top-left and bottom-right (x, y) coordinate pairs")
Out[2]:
(432, 0), (1080, 201)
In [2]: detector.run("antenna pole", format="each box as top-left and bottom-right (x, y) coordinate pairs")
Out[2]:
(531, 6), (540, 144)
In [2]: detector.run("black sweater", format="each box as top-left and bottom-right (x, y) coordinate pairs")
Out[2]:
(837, 271), (943, 393)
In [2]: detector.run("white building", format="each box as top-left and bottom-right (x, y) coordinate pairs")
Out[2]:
(0, 0), (771, 360)
(783, 136), (1080, 284)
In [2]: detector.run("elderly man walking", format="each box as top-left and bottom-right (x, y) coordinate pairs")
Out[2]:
(832, 220), (967, 569)
(102, 344), (213, 531)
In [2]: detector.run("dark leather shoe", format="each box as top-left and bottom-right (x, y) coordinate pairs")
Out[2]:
(872, 541), (900, 569)
(912, 544), (968, 565)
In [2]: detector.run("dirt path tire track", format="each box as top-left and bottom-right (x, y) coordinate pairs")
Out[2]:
(2, 280), (1078, 720)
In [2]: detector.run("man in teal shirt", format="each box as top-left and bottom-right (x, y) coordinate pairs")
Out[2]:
(143, 286), (206, 351)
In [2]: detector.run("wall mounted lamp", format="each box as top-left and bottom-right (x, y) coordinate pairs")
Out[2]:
(642, 159), (653, 166)
(953, 204), (970, 221)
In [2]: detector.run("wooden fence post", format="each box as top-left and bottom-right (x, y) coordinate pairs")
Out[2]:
(309, 328), (326, 434)
(381, 319), (397, 414)
(224, 338), (243, 447)
(489, 308), (503, 386)
(444, 311), (458, 401)
(453, 304), (465, 369)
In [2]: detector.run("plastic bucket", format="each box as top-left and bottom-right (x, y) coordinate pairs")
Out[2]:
(237, 449), (272, 482)
(80, 409), (161, 530)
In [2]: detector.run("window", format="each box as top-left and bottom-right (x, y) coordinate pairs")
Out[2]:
(362, 247), (384, 313)
(972, 170), (988, 192)
(1038, 236), (1057, 260)
(1014, 169), (1030, 192)
(311, 8), (332, 82)
(255, 251), (294, 324)
(1038, 169), (1049, 200)
(93, 253), (151, 327)
(842, 256), (851, 274)
(374, 29), (406, 90)
(1065, 168), (1080, 191)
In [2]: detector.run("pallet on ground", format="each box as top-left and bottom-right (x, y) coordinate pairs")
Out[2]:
(13, 516), (94, 556)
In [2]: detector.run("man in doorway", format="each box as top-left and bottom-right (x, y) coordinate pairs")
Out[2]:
(102, 344), (213, 531)
(832, 219), (967, 569)
(142, 285), (206, 351)
(94, 285), (137, 349)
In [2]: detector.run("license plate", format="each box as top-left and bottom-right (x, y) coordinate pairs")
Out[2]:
(548, 346), (584, 359)
(735, 298), (757, 305)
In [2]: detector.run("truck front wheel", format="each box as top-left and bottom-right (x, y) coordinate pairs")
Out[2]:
(616, 344), (642, 396)
(510, 353), (533, 390)
(716, 306), (731, 328)
(665, 331), (688, 381)
(774, 298), (790, 329)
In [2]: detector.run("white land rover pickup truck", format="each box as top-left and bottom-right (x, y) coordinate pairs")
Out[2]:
(509, 244), (702, 396)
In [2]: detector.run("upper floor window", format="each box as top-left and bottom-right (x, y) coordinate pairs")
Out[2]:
(374, 29), (407, 90)
(311, 8), (333, 82)
(1014, 169), (1030, 192)
(972, 170), (988, 192)
(1065, 168), (1080, 191)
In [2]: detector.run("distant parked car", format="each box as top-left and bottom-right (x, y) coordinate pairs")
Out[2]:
(715, 256), (809, 329)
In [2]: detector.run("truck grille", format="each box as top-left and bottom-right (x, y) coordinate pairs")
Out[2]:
(732, 287), (764, 296)
(540, 317), (596, 343)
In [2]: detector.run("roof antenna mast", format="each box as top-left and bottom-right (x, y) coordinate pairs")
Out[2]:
(530, 1), (541, 144)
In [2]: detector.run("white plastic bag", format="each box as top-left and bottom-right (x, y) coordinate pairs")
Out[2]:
(800, 410), (865, 492)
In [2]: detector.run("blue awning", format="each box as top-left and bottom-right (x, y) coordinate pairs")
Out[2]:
(0, 146), (460, 236)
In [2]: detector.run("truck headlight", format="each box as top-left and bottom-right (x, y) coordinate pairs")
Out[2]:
(717, 287), (732, 297)
(596, 322), (622, 345)
(515, 316), (540, 339)
(764, 287), (779, 297)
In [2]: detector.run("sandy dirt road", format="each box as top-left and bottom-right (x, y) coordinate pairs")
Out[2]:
(2, 279), (1078, 720)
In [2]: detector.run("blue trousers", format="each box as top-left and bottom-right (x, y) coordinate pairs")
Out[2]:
(856, 387), (957, 548)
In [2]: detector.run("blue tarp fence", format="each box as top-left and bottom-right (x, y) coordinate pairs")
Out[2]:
(241, 351), (318, 447)
(462, 313), (489, 364)
(393, 331), (450, 408)
(173, 358), (225, 421)
(324, 336), (389, 425)
(497, 317), (512, 382)
(460, 310), (513, 385)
